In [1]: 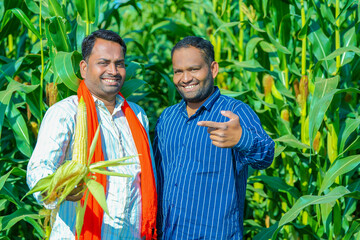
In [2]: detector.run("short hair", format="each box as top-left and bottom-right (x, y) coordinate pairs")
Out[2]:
(171, 36), (215, 65)
(81, 29), (127, 61)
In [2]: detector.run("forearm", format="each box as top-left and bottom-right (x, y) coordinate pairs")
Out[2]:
(233, 105), (275, 169)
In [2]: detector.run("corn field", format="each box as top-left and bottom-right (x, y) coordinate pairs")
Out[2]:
(0, 0), (359, 239)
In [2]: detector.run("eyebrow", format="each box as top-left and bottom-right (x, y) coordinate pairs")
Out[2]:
(173, 64), (202, 70)
(97, 58), (125, 62)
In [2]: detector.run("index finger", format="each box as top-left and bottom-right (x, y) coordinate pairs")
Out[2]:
(197, 121), (226, 129)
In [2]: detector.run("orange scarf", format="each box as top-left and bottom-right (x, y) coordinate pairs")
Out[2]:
(77, 80), (157, 239)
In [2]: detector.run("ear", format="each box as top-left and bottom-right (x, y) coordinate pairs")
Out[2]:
(79, 60), (87, 79)
(210, 61), (219, 79)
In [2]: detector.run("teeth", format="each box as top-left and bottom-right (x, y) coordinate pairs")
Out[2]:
(103, 79), (117, 83)
(184, 85), (196, 89)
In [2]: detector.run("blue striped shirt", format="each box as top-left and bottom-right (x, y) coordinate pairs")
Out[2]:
(27, 94), (153, 240)
(153, 87), (274, 239)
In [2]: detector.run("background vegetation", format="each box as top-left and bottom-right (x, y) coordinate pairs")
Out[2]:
(0, 0), (360, 239)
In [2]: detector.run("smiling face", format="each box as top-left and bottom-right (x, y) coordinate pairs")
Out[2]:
(80, 38), (126, 103)
(172, 46), (218, 106)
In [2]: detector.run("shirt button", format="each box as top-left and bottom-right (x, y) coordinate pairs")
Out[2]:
(175, 183), (178, 187)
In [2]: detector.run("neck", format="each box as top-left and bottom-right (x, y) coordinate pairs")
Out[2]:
(96, 95), (116, 114)
(186, 101), (203, 117)
(186, 88), (214, 117)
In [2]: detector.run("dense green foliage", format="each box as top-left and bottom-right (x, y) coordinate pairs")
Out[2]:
(0, 0), (360, 239)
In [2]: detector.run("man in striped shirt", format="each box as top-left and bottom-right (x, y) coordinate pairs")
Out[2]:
(153, 36), (275, 239)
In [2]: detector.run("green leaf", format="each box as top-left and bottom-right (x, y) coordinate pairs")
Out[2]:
(0, 169), (13, 191)
(308, 76), (339, 145)
(0, 208), (40, 231)
(0, 79), (37, 141)
(90, 168), (133, 177)
(219, 89), (250, 98)
(343, 220), (360, 240)
(75, 0), (96, 24)
(75, 190), (89, 237)
(279, 186), (350, 227)
(5, 101), (32, 157)
(259, 40), (276, 53)
(124, 62), (142, 81)
(22, 174), (53, 200)
(1, 8), (41, 39)
(87, 125), (100, 166)
(274, 145), (286, 158)
(341, 27), (358, 65)
(89, 156), (136, 169)
(45, 17), (71, 52)
(245, 37), (263, 60)
(23, 216), (45, 237)
(320, 202), (335, 232)
(224, 59), (270, 74)
(297, 17), (311, 40)
(319, 155), (360, 194)
(47, 0), (65, 18)
(85, 179), (110, 216)
(274, 134), (310, 149)
(0, 183), (21, 206)
(148, 64), (176, 105)
(53, 51), (82, 92)
(251, 175), (301, 199)
(213, 21), (240, 35)
(121, 79), (147, 99)
(253, 222), (279, 240)
(267, 33), (291, 55)
(0, 58), (24, 84)
(310, 87), (360, 149)
(321, 46), (360, 61)
(123, 39), (149, 61)
(308, 21), (332, 71)
(150, 19), (193, 37)
(339, 117), (360, 153)
(24, 0), (40, 14)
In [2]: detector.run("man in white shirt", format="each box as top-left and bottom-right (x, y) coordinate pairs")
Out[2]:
(27, 29), (157, 240)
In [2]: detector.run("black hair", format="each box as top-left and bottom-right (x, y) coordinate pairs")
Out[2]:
(171, 36), (215, 65)
(81, 29), (127, 61)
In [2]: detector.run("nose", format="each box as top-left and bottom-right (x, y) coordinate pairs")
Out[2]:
(183, 71), (192, 83)
(107, 63), (117, 75)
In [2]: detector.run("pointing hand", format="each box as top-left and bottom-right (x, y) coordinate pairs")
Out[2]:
(197, 111), (242, 148)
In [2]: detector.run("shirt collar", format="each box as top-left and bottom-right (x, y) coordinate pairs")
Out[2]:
(92, 94), (124, 113)
(179, 86), (221, 116)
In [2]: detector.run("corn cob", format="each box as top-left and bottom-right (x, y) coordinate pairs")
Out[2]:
(72, 97), (87, 165)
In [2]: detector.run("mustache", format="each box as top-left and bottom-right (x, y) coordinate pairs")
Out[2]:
(100, 74), (122, 80)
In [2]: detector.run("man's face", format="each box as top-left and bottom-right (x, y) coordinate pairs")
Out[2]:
(172, 46), (218, 104)
(80, 38), (126, 102)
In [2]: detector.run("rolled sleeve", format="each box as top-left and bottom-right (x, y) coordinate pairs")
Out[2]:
(232, 127), (254, 152)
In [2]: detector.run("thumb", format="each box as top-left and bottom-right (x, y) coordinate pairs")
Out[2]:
(221, 110), (238, 120)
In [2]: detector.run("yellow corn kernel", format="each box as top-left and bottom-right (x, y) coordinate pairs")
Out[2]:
(72, 97), (87, 165)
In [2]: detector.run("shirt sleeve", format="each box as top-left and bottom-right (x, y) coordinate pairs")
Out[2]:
(26, 104), (75, 208)
(232, 103), (275, 170)
(152, 115), (163, 185)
